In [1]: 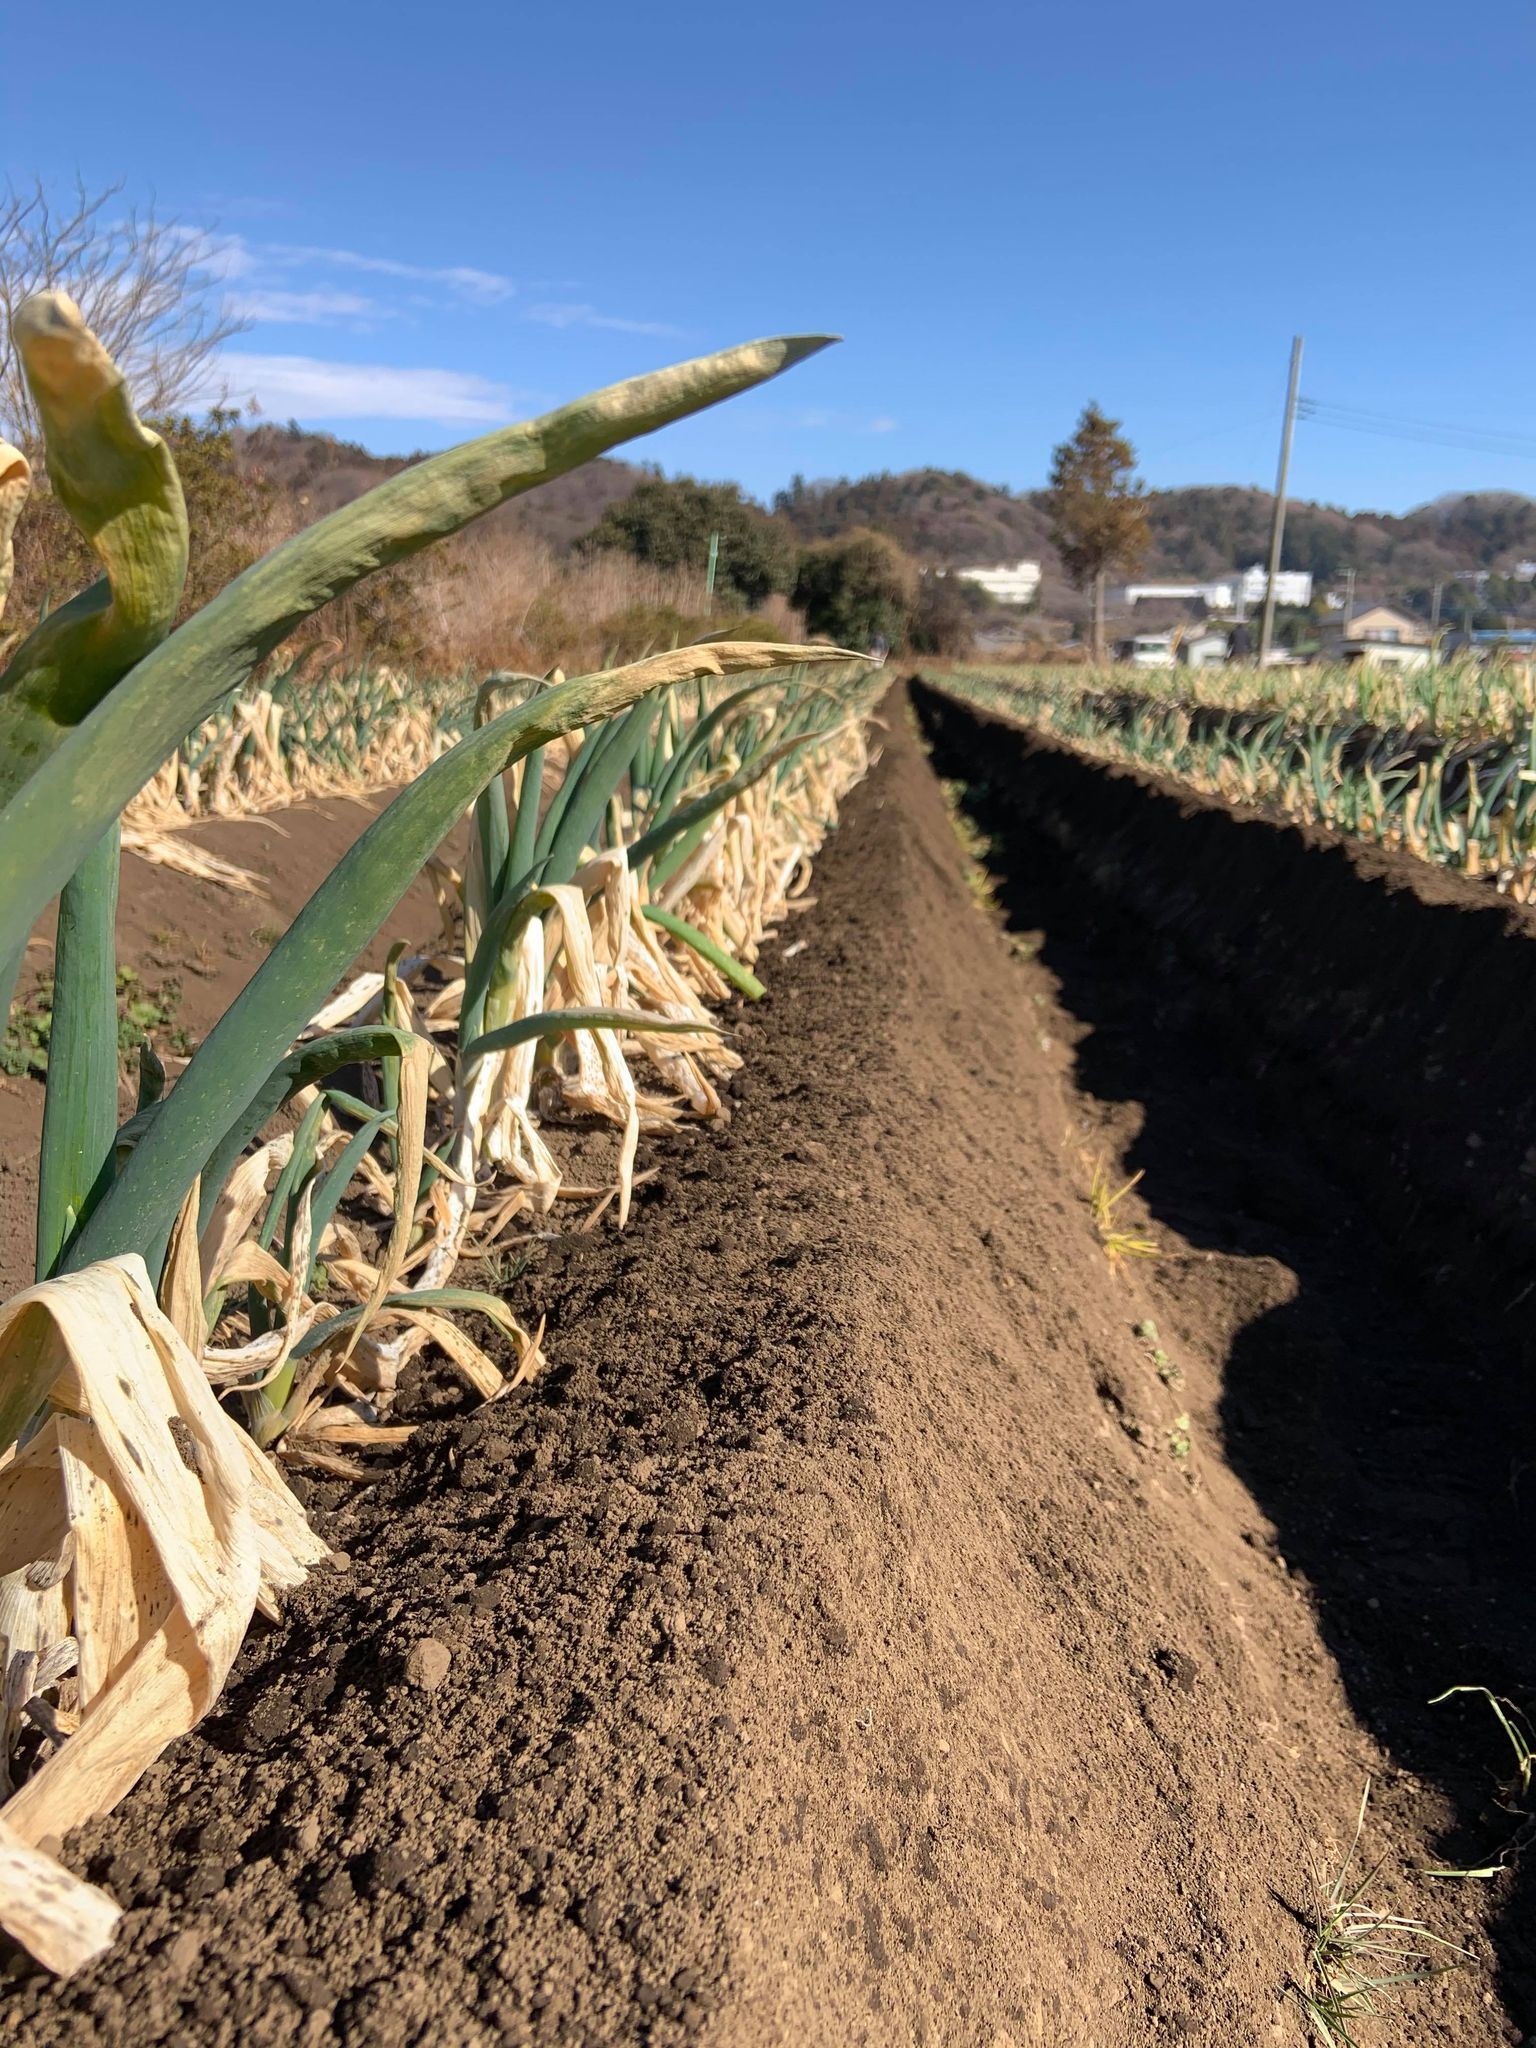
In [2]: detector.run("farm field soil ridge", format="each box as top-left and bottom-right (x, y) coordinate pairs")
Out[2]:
(2, 689), (1519, 2044)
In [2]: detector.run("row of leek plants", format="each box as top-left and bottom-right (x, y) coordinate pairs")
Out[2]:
(125, 660), (475, 835)
(953, 655), (1536, 739)
(0, 290), (876, 1977)
(938, 669), (1536, 898)
(231, 650), (882, 1448)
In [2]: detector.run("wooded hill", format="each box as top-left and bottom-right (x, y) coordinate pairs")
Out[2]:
(235, 428), (1536, 608)
(236, 424), (647, 552)
(773, 470), (1536, 593)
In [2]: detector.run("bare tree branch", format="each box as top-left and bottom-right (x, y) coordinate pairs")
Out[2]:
(0, 178), (250, 441)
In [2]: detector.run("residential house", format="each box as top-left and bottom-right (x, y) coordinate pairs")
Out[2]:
(1321, 603), (1432, 670)
(1114, 632), (1178, 668)
(1180, 629), (1230, 668)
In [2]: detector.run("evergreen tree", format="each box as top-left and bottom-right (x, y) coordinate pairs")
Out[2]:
(1047, 405), (1149, 661)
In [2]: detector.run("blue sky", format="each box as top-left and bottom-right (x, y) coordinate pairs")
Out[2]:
(4, 0), (1533, 514)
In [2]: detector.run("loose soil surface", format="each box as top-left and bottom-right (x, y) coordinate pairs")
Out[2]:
(3, 688), (1530, 2044)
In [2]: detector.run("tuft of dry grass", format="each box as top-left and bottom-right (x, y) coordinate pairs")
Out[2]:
(1084, 1155), (1159, 1272)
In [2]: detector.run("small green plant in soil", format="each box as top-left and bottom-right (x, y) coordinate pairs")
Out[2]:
(0, 988), (49, 1077)
(3, 965), (191, 1077)
(1298, 1781), (1470, 2046)
(473, 1246), (533, 1296)
(1134, 1317), (1184, 1386)
(1425, 1685), (1535, 1876)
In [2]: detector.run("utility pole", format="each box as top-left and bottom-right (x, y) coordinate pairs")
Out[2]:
(1258, 334), (1304, 667)
(705, 530), (720, 605)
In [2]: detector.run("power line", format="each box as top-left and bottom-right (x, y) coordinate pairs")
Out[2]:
(1136, 413), (1279, 462)
(1298, 397), (1536, 462)
(1301, 396), (1536, 445)
(1303, 413), (1536, 459)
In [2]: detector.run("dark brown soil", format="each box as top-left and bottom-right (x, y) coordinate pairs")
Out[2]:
(2, 690), (1528, 2044)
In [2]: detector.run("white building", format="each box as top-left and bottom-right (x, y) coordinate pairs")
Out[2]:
(1109, 565), (1312, 612)
(1235, 564), (1313, 608)
(1114, 578), (1236, 609)
(953, 559), (1042, 606)
(1183, 629), (1231, 668)
(1114, 632), (1178, 668)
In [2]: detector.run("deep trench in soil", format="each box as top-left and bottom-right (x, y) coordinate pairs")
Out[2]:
(3, 684), (1531, 2047)
(914, 677), (1536, 2039)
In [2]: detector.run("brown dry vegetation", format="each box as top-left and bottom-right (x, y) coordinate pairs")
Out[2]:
(3, 421), (801, 681)
(405, 526), (801, 674)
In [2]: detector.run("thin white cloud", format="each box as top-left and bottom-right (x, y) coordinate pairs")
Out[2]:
(179, 233), (679, 369)
(214, 351), (520, 424)
(868, 415), (899, 434)
(524, 301), (684, 338)
(269, 244), (515, 304)
(174, 227), (261, 282)
(226, 288), (381, 325)
(179, 231), (515, 306)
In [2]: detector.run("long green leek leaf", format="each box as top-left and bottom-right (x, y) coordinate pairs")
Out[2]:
(629, 724), (841, 873)
(461, 1005), (722, 1063)
(35, 826), (121, 1278)
(646, 665), (824, 826)
(0, 336), (837, 968)
(641, 903), (765, 1000)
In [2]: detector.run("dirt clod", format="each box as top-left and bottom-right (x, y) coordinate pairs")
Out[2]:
(404, 1637), (452, 1692)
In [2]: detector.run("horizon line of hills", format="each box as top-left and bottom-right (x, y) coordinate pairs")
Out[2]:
(234, 423), (1536, 599)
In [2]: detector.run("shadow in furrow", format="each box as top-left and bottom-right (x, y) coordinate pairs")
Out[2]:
(913, 678), (1536, 2033)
